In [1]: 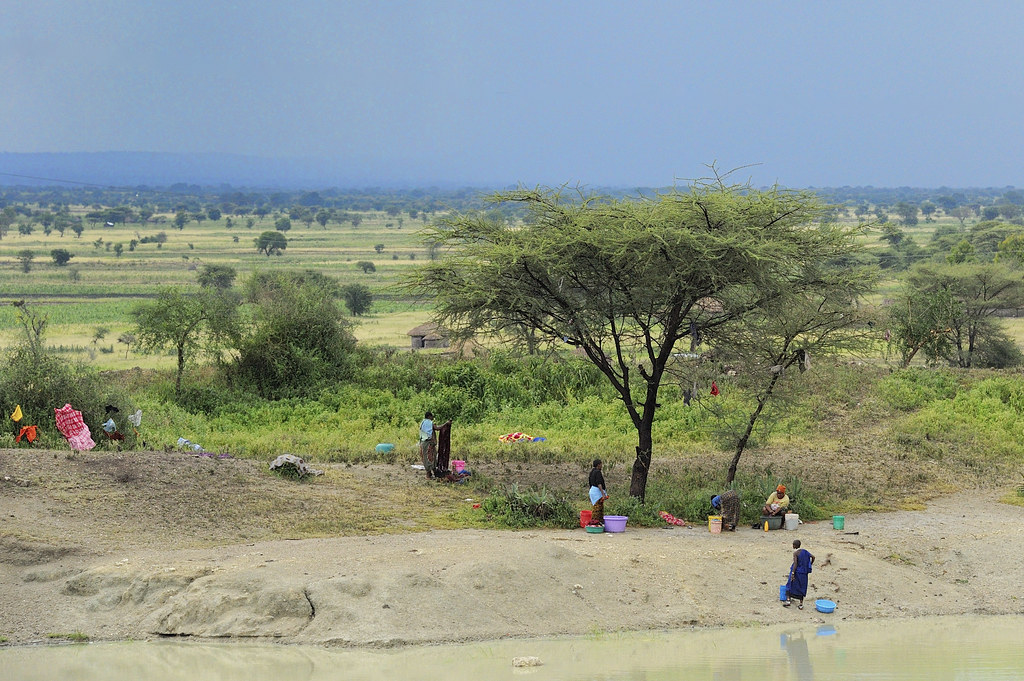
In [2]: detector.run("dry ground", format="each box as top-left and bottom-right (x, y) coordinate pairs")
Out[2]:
(1, 448), (1023, 647)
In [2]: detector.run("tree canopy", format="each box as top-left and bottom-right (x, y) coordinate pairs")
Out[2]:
(411, 179), (874, 498)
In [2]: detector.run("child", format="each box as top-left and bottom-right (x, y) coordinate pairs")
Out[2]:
(588, 459), (608, 526)
(783, 539), (815, 609)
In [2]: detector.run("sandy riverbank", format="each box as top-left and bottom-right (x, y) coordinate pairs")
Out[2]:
(2, 462), (1022, 646)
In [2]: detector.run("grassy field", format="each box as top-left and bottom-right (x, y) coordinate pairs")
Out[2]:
(0, 208), (440, 367)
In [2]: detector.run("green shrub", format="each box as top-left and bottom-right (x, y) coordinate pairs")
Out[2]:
(481, 484), (575, 528)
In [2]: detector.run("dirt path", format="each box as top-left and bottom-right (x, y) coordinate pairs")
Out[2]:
(2, 452), (1023, 646)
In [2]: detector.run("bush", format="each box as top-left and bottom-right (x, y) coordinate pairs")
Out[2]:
(0, 347), (132, 438)
(481, 484), (575, 528)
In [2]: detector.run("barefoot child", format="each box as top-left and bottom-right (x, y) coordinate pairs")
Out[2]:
(783, 539), (814, 609)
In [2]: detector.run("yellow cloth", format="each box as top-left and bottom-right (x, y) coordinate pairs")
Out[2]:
(11, 405), (22, 422)
(766, 492), (790, 508)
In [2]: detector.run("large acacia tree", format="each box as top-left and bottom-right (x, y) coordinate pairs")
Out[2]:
(412, 180), (869, 499)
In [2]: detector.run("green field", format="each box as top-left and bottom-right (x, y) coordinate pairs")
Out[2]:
(0, 209), (440, 367)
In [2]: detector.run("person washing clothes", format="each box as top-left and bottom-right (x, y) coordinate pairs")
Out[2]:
(762, 484), (790, 516)
(711, 489), (740, 531)
(588, 459), (609, 526)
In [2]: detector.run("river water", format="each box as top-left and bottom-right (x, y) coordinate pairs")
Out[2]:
(4, 615), (1023, 680)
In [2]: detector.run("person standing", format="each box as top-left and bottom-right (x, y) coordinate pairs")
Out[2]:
(783, 539), (815, 609)
(588, 459), (608, 526)
(418, 411), (437, 479)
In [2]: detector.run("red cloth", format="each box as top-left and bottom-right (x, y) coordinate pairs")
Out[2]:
(54, 403), (96, 451)
(710, 381), (719, 396)
(15, 425), (38, 443)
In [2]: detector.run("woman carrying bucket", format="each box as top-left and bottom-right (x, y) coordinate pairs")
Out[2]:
(783, 539), (815, 609)
(588, 459), (609, 526)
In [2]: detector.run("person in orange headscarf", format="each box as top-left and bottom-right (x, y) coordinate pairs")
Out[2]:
(762, 484), (790, 517)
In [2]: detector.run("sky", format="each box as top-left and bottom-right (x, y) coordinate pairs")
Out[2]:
(3, 1), (1023, 189)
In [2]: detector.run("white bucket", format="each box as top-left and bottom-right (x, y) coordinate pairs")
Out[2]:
(784, 513), (799, 531)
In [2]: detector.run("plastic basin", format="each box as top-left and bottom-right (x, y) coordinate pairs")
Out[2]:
(760, 515), (784, 530)
(374, 443), (395, 454)
(815, 599), (837, 614)
(585, 525), (604, 533)
(604, 515), (628, 533)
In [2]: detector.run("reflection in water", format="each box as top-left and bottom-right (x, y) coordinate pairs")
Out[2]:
(4, 615), (1024, 681)
(781, 633), (814, 681)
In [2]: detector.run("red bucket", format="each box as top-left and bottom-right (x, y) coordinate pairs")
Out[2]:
(580, 510), (592, 527)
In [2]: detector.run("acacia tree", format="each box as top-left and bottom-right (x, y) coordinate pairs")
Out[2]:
(709, 276), (877, 484)
(411, 179), (869, 499)
(132, 288), (237, 395)
(900, 262), (1024, 368)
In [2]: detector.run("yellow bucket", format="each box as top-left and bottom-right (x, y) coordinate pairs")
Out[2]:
(708, 515), (722, 534)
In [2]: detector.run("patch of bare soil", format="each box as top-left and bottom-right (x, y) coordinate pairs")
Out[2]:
(1, 448), (1023, 647)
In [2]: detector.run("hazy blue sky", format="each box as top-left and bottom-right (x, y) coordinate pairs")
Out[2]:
(3, 1), (1023, 188)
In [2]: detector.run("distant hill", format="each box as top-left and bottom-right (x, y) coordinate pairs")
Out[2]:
(0, 152), (420, 189)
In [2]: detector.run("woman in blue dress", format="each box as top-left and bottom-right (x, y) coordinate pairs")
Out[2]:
(784, 539), (815, 609)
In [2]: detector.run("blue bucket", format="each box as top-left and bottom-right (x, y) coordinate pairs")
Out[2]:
(779, 584), (788, 601)
(375, 443), (395, 454)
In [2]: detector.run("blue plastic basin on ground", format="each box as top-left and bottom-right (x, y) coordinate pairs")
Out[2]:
(815, 599), (836, 613)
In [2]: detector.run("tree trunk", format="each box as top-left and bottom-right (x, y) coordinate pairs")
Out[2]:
(629, 419), (654, 501)
(725, 370), (782, 485)
(175, 345), (185, 396)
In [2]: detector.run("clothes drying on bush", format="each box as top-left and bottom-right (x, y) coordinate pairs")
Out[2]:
(15, 425), (38, 443)
(54, 403), (96, 451)
(11, 405), (23, 422)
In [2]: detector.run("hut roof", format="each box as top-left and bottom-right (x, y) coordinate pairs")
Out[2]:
(407, 323), (446, 340)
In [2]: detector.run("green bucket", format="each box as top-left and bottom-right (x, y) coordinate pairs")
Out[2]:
(832, 515), (845, 530)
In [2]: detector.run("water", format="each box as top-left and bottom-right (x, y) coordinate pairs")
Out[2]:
(4, 615), (1024, 680)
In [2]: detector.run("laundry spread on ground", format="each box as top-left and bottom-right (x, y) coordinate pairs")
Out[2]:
(498, 432), (546, 443)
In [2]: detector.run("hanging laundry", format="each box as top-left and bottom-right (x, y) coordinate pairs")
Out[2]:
(11, 405), (23, 422)
(710, 381), (720, 396)
(682, 389), (692, 406)
(127, 410), (142, 428)
(54, 403), (96, 451)
(15, 425), (37, 443)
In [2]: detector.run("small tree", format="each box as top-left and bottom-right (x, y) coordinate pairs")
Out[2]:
(356, 260), (376, 273)
(374, 243), (385, 254)
(197, 264), (238, 289)
(255, 231), (288, 256)
(114, 243), (124, 257)
(16, 249), (34, 273)
(274, 217), (292, 232)
(132, 288), (237, 396)
(117, 332), (136, 358)
(342, 283), (373, 315)
(50, 249), (74, 266)
(92, 326), (110, 346)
